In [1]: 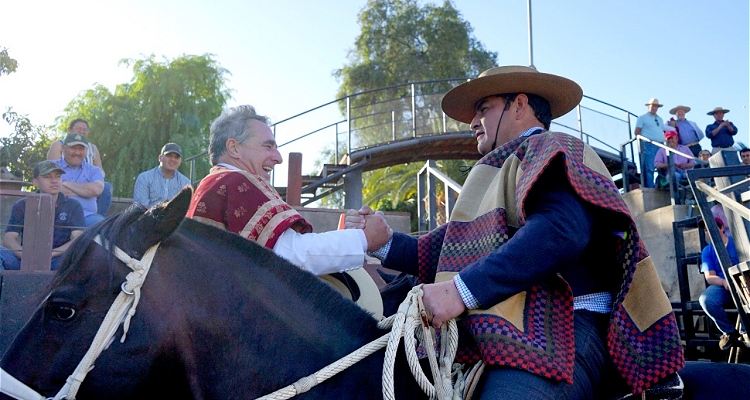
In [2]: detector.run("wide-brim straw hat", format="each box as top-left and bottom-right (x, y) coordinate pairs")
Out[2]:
(441, 65), (583, 123)
(669, 105), (691, 115)
(645, 98), (663, 107)
(707, 107), (730, 115)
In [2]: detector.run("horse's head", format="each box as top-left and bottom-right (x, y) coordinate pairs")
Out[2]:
(0, 188), (193, 399)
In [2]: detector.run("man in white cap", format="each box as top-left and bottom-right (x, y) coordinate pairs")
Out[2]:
(349, 66), (683, 398)
(54, 133), (105, 226)
(47, 118), (113, 217)
(133, 143), (192, 207)
(705, 107), (738, 153)
(634, 98), (665, 188)
(667, 105), (704, 157)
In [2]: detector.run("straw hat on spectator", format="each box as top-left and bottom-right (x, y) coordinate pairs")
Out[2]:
(669, 105), (691, 115)
(707, 107), (730, 115)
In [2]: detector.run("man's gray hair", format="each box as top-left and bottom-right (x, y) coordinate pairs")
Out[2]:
(209, 105), (270, 165)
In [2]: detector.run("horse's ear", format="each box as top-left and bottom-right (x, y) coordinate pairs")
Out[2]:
(127, 187), (193, 255)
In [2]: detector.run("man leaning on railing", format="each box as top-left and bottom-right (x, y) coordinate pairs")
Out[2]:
(0, 161), (85, 271)
(653, 128), (695, 190)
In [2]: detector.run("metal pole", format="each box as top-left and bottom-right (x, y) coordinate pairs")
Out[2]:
(527, 0), (535, 69)
(392, 110), (396, 141)
(411, 83), (417, 138)
(347, 96), (351, 163)
(335, 123), (339, 163)
(577, 104), (583, 142)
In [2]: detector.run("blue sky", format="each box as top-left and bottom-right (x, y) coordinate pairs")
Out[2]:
(1, 0), (747, 180)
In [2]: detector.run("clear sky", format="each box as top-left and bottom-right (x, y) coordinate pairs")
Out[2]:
(1, 0), (748, 178)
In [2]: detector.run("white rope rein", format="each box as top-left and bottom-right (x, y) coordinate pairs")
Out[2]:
(1, 242), (474, 400)
(50, 236), (161, 400)
(256, 285), (462, 400)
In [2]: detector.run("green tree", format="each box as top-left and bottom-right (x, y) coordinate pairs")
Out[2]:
(1, 109), (55, 181)
(328, 0), (495, 219)
(55, 54), (231, 197)
(0, 47), (19, 76)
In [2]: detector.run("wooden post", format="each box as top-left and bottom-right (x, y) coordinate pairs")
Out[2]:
(287, 152), (303, 207)
(19, 193), (54, 271)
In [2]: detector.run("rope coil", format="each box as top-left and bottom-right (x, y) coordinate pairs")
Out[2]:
(256, 285), (463, 400)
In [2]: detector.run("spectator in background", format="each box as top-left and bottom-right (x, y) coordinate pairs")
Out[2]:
(667, 105), (704, 157)
(653, 128), (695, 190)
(54, 133), (105, 226)
(634, 98), (665, 188)
(133, 143), (192, 208)
(697, 217), (746, 349)
(0, 161), (84, 270)
(705, 107), (738, 154)
(47, 118), (113, 217)
(695, 149), (712, 167)
(740, 148), (750, 166)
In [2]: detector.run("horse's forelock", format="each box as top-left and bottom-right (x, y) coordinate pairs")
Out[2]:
(44, 204), (149, 294)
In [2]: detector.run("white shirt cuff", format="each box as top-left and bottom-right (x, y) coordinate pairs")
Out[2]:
(453, 274), (480, 309)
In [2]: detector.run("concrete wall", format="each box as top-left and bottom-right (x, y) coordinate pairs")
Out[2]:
(622, 188), (705, 303)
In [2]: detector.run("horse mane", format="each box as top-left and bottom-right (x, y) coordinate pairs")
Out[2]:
(43, 203), (381, 338)
(44, 203), (150, 297)
(178, 218), (382, 338)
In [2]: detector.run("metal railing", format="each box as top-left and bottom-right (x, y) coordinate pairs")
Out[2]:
(417, 160), (463, 232)
(179, 78), (642, 205)
(621, 135), (702, 203)
(268, 78), (640, 192)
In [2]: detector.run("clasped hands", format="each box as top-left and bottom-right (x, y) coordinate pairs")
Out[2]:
(344, 205), (466, 328)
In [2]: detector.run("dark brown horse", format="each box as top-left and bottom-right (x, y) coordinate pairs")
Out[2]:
(2, 188), (750, 399)
(0, 189), (425, 399)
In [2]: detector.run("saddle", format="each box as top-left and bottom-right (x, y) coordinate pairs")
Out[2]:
(320, 267), (384, 320)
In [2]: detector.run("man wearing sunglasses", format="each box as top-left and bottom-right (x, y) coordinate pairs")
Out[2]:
(634, 98), (665, 188)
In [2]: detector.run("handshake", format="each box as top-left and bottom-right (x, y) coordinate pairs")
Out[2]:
(344, 205), (393, 252)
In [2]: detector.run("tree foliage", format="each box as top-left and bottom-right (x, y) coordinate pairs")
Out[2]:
(0, 47), (19, 77)
(330, 0), (495, 220)
(55, 54), (231, 197)
(1, 109), (55, 181)
(336, 0), (495, 98)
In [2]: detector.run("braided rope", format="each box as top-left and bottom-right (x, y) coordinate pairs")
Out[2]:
(256, 285), (461, 400)
(51, 236), (160, 400)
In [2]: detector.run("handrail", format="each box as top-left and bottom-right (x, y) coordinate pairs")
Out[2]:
(687, 162), (750, 339)
(620, 135), (698, 194)
(178, 77), (640, 208)
(417, 160), (462, 232)
(183, 149), (208, 184)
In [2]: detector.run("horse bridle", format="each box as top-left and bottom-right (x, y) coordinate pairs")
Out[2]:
(0, 236), (161, 400)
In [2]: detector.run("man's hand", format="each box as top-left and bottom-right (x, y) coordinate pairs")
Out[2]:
(344, 205), (374, 229)
(363, 212), (392, 251)
(422, 280), (466, 329)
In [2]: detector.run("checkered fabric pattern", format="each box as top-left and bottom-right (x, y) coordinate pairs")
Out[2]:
(415, 131), (683, 392)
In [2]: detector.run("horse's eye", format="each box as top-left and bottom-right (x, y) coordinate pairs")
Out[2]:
(50, 304), (77, 321)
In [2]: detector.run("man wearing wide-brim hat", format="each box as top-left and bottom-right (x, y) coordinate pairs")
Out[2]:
(668, 105), (705, 157)
(634, 98), (665, 188)
(705, 107), (738, 154)
(351, 66), (683, 398)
